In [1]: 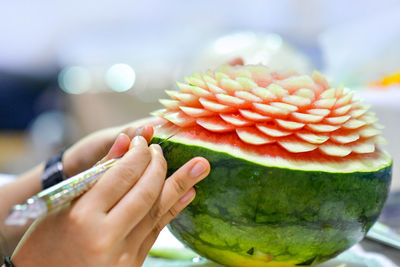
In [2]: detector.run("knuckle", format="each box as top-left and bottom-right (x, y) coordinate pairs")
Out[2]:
(168, 207), (179, 218)
(139, 189), (158, 206)
(171, 177), (188, 195)
(117, 252), (131, 265)
(116, 165), (139, 188)
(149, 206), (163, 221)
(153, 222), (164, 235)
(68, 207), (89, 227)
(89, 235), (113, 255)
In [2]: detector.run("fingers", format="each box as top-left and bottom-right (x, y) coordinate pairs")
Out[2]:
(137, 188), (196, 262)
(77, 136), (152, 213)
(95, 125), (154, 168)
(106, 144), (167, 236)
(126, 157), (210, 244)
(99, 124), (154, 164)
(149, 157), (209, 221)
(63, 118), (161, 178)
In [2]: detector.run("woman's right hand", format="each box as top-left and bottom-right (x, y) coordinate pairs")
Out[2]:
(11, 134), (210, 267)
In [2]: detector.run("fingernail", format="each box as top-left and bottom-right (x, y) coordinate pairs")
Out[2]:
(133, 135), (144, 146)
(150, 144), (163, 155)
(111, 133), (124, 148)
(190, 161), (206, 178)
(135, 127), (144, 136)
(180, 188), (195, 203)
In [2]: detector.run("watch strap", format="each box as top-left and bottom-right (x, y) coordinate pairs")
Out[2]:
(41, 151), (66, 189)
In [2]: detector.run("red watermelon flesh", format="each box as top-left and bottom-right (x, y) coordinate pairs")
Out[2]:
(153, 64), (385, 159)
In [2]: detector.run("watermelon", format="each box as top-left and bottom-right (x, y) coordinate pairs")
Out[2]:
(150, 64), (392, 267)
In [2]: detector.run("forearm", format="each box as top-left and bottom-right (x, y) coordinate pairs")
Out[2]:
(0, 163), (44, 256)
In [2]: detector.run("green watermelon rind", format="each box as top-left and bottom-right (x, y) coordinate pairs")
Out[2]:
(151, 136), (392, 266)
(154, 132), (391, 173)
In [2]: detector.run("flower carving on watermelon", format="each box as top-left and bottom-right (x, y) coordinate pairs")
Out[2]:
(153, 64), (385, 157)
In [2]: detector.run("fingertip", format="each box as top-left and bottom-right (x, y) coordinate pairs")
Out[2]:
(142, 126), (154, 143)
(191, 157), (211, 175)
(118, 133), (131, 144)
(108, 133), (131, 159)
(150, 144), (163, 155)
(130, 135), (147, 149)
(131, 125), (154, 143)
(197, 157), (210, 169)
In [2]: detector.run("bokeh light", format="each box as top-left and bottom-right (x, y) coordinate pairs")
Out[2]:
(29, 111), (66, 150)
(264, 33), (283, 51)
(106, 63), (136, 92)
(214, 32), (257, 54)
(58, 66), (91, 94)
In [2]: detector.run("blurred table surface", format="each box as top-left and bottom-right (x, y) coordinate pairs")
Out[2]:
(362, 191), (400, 265)
(0, 131), (28, 173)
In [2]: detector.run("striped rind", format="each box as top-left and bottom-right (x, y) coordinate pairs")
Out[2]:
(154, 129), (392, 173)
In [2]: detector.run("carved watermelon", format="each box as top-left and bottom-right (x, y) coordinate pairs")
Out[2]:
(150, 64), (392, 267)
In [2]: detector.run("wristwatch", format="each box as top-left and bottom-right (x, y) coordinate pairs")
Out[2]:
(41, 151), (66, 189)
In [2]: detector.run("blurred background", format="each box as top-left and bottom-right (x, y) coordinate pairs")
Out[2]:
(1, 0), (400, 193)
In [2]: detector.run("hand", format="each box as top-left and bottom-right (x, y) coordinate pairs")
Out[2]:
(63, 117), (164, 177)
(0, 117), (166, 257)
(11, 134), (210, 267)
